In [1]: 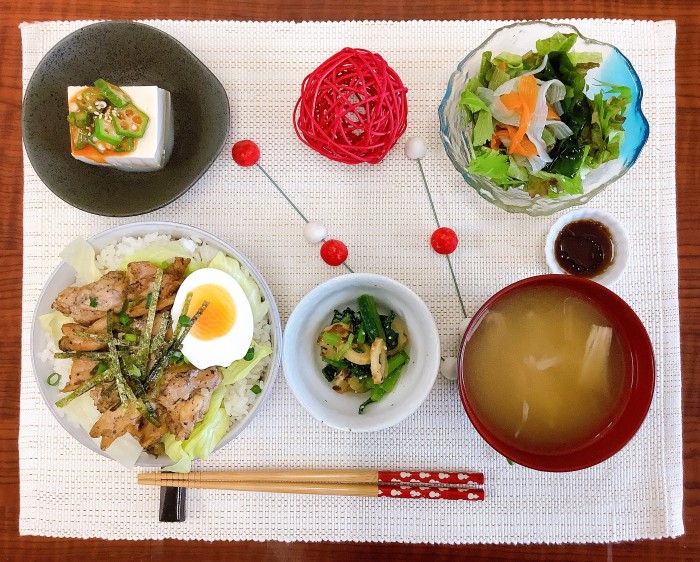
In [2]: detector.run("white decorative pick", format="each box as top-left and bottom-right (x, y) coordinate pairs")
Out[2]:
(303, 220), (327, 244)
(440, 356), (458, 380)
(404, 136), (428, 160)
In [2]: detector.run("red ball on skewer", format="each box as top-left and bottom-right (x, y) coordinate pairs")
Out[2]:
(320, 239), (348, 266)
(431, 227), (458, 255)
(232, 140), (260, 167)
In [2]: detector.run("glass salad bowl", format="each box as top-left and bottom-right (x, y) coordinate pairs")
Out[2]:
(438, 21), (649, 216)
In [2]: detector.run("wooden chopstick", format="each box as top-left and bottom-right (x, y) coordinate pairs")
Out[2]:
(138, 469), (484, 486)
(136, 470), (485, 501)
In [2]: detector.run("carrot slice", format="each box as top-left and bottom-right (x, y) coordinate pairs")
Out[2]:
(500, 92), (522, 110)
(518, 75), (538, 113)
(515, 136), (538, 157)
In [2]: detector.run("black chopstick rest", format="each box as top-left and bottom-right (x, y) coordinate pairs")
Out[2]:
(159, 485), (186, 522)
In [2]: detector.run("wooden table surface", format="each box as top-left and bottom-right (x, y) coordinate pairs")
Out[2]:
(2, 1), (698, 560)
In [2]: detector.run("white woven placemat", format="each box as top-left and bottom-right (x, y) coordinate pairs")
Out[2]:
(19, 19), (681, 544)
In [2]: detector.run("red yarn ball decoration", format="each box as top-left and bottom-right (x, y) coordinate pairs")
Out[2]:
(294, 47), (408, 165)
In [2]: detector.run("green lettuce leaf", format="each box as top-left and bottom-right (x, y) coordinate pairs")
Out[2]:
(477, 50), (493, 86)
(472, 110), (495, 147)
(208, 251), (270, 324)
(460, 89), (489, 113)
(468, 149), (524, 188)
(487, 67), (511, 90)
(60, 238), (101, 284)
(528, 170), (584, 198)
(582, 84), (631, 168)
(536, 32), (578, 55)
(493, 52), (523, 68)
(567, 51), (603, 73)
(460, 90), (494, 147)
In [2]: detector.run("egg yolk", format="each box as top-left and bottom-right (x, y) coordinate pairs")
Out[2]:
(186, 284), (237, 340)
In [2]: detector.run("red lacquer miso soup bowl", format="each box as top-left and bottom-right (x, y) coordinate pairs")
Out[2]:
(458, 275), (655, 472)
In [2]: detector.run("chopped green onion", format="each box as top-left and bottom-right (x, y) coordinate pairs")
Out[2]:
(334, 333), (355, 361)
(128, 364), (141, 378)
(357, 325), (366, 345)
(96, 363), (108, 374)
(124, 333), (137, 342)
(322, 332), (342, 346)
(89, 296), (98, 308)
(244, 347), (255, 361)
(178, 315), (192, 327)
(145, 292), (153, 309)
(119, 313), (132, 326)
(47, 372), (61, 386)
(250, 384), (261, 394)
(169, 350), (185, 365)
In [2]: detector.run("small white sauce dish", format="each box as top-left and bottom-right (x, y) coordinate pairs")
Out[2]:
(545, 208), (629, 287)
(283, 273), (440, 432)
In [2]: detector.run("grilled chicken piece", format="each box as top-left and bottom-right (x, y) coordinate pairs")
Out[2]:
(153, 364), (223, 440)
(90, 382), (119, 413)
(128, 417), (168, 452)
(58, 316), (108, 351)
(63, 358), (98, 392)
(90, 402), (141, 450)
(126, 258), (190, 317)
(130, 311), (172, 340)
(52, 270), (128, 325)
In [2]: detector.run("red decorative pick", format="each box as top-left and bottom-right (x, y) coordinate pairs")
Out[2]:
(431, 227), (459, 255)
(232, 140), (260, 167)
(294, 47), (408, 165)
(320, 239), (348, 266)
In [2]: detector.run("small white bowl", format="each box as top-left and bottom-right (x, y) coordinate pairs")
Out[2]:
(283, 273), (440, 432)
(545, 208), (629, 287)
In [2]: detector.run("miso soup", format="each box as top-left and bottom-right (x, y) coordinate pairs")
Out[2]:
(463, 286), (626, 454)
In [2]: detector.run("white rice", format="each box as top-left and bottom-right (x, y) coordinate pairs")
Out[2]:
(49, 233), (273, 441)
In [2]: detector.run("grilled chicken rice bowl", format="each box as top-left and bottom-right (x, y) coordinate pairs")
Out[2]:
(37, 230), (276, 471)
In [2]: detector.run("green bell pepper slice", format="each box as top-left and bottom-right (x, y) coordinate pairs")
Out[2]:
(112, 104), (149, 138)
(94, 79), (131, 109)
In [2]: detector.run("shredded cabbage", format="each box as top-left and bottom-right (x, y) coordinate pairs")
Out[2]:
(118, 240), (196, 270)
(163, 342), (272, 471)
(208, 251), (270, 324)
(163, 387), (229, 473)
(220, 341), (272, 385)
(60, 238), (101, 284)
(39, 311), (73, 346)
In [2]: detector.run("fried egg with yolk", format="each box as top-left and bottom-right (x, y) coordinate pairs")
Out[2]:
(171, 268), (253, 369)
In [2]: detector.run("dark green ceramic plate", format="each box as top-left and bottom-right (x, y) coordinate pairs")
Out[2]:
(22, 21), (230, 216)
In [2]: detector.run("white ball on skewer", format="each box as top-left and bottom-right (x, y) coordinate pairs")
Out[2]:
(303, 221), (328, 244)
(405, 136), (428, 160)
(440, 357), (459, 380)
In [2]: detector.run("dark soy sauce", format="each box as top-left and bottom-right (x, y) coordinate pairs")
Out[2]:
(555, 219), (614, 277)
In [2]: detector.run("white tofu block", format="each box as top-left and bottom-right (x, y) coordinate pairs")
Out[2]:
(68, 85), (174, 172)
